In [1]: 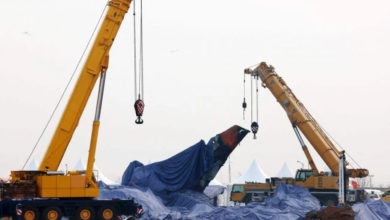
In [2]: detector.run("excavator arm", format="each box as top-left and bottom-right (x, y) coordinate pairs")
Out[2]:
(245, 62), (368, 178)
(39, 0), (132, 172)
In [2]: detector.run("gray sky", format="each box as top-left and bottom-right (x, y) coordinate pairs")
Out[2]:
(0, 0), (389, 186)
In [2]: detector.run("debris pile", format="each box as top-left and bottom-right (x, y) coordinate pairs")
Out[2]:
(121, 125), (249, 194)
(100, 182), (321, 219)
(305, 206), (354, 220)
(98, 124), (390, 219)
(99, 125), (323, 219)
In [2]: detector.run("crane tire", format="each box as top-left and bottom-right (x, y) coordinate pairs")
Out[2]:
(22, 206), (39, 220)
(97, 206), (117, 220)
(74, 206), (96, 220)
(42, 206), (62, 220)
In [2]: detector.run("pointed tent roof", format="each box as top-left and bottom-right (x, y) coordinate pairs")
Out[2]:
(25, 158), (38, 170)
(209, 178), (224, 186)
(233, 159), (269, 184)
(276, 162), (294, 178)
(73, 158), (117, 185)
(94, 164), (117, 185)
(74, 159), (86, 171)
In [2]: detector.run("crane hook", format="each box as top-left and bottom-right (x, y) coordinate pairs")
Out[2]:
(251, 121), (259, 139)
(134, 98), (144, 124)
(242, 98), (247, 120)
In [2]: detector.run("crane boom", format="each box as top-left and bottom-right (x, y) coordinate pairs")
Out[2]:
(1, 1), (145, 216)
(39, 0), (131, 171)
(245, 62), (368, 178)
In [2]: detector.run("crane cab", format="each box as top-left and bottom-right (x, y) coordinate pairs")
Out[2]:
(295, 169), (314, 182)
(294, 169), (339, 190)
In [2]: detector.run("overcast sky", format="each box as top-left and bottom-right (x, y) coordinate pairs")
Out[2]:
(0, 0), (389, 186)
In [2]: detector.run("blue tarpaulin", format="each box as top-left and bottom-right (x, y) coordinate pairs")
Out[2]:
(196, 183), (321, 220)
(121, 140), (214, 194)
(120, 125), (249, 208)
(353, 199), (390, 220)
(120, 139), (216, 208)
(99, 182), (321, 220)
(99, 126), (324, 219)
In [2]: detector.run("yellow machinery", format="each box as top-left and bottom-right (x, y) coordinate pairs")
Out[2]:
(231, 183), (272, 203)
(9, 0), (132, 199)
(382, 190), (390, 202)
(230, 178), (295, 204)
(245, 62), (368, 180)
(232, 62), (369, 206)
(0, 0), (144, 219)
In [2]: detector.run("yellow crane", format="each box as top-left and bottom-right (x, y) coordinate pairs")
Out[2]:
(245, 62), (368, 178)
(231, 62), (369, 206)
(0, 1), (143, 219)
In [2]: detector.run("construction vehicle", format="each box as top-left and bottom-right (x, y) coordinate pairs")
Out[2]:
(231, 62), (369, 206)
(0, 0), (144, 219)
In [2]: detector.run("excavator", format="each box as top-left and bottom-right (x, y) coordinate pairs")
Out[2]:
(0, 0), (143, 219)
(231, 62), (369, 206)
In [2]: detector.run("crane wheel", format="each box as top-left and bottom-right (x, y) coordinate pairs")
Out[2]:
(42, 206), (62, 220)
(75, 206), (95, 220)
(97, 206), (117, 220)
(23, 206), (39, 220)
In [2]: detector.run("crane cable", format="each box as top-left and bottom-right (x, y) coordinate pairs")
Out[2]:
(318, 123), (363, 169)
(133, 0), (137, 101)
(250, 75), (259, 139)
(256, 77), (259, 124)
(250, 75), (253, 122)
(133, 0), (145, 124)
(242, 74), (247, 120)
(22, 3), (109, 170)
(139, 0), (144, 99)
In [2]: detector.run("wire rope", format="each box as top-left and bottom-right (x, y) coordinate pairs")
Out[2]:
(22, 2), (109, 170)
(133, 0), (138, 101)
(256, 77), (259, 122)
(318, 123), (362, 169)
(250, 76), (253, 123)
(138, 0), (144, 99)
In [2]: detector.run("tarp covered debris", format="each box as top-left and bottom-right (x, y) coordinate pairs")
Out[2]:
(99, 182), (321, 219)
(121, 125), (249, 195)
(353, 199), (390, 220)
(97, 125), (324, 219)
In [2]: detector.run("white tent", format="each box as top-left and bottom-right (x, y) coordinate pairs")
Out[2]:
(94, 164), (117, 185)
(209, 178), (224, 186)
(25, 158), (38, 170)
(233, 159), (269, 184)
(74, 159), (86, 171)
(276, 162), (294, 178)
(73, 158), (117, 185)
